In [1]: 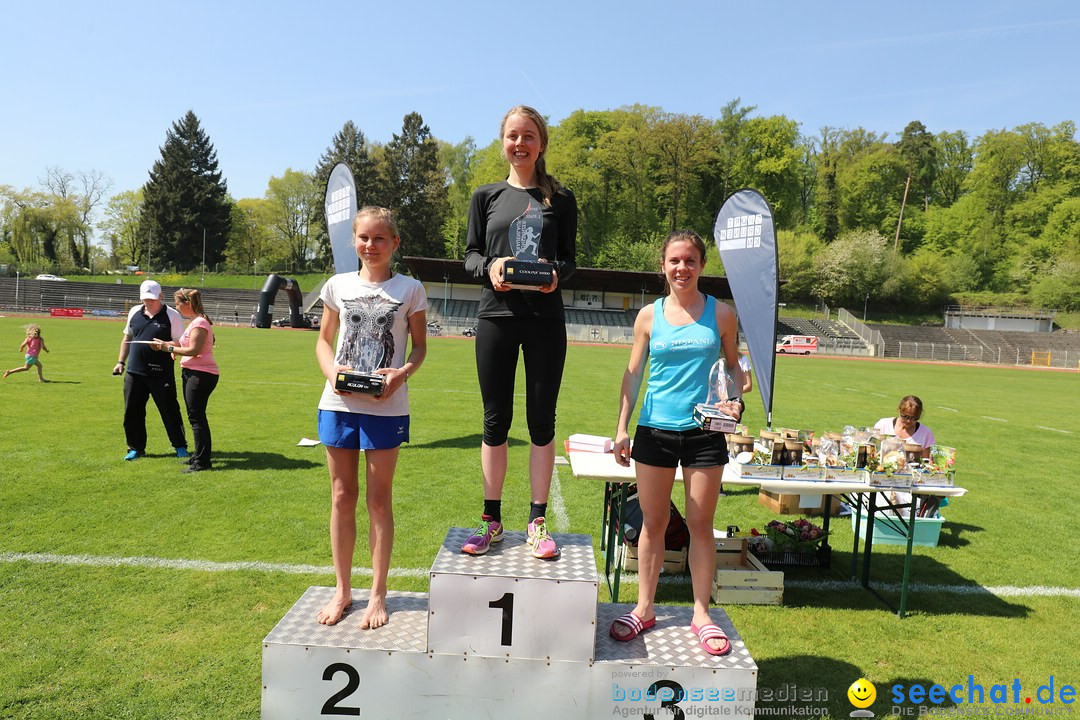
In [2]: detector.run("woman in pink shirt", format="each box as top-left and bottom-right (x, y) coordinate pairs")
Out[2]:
(151, 289), (219, 473)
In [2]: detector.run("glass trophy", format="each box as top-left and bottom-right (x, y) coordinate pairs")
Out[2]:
(692, 360), (738, 433)
(502, 201), (553, 289)
(335, 335), (385, 395)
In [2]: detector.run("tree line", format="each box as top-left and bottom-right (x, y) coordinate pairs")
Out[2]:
(2, 102), (1078, 311)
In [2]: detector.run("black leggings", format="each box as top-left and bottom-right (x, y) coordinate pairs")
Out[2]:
(182, 368), (219, 468)
(475, 316), (566, 446)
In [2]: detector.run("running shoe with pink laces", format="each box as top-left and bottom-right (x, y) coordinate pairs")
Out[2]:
(462, 515), (503, 555)
(527, 516), (560, 559)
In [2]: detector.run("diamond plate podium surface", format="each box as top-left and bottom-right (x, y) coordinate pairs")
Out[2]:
(430, 526), (598, 581)
(262, 587), (427, 652)
(596, 602), (756, 670)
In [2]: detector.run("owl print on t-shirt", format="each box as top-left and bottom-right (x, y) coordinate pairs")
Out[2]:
(337, 294), (403, 372)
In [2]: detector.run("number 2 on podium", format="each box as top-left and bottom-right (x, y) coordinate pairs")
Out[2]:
(488, 592), (514, 646)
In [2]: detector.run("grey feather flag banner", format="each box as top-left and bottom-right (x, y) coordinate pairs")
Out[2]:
(713, 188), (780, 425)
(325, 163), (358, 275)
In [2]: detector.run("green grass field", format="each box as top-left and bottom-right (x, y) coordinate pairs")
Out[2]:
(1, 315), (1078, 719)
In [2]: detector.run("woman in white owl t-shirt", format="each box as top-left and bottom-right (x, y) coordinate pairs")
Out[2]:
(314, 206), (428, 631)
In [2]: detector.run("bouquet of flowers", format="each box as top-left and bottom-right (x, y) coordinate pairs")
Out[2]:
(763, 518), (828, 550)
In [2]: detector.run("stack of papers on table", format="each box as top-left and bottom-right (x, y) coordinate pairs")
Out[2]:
(567, 434), (614, 453)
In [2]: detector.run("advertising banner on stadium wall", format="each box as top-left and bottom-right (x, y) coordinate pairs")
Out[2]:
(324, 163), (358, 275)
(713, 189), (780, 424)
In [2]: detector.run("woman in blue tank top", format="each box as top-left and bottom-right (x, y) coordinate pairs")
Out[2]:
(610, 230), (745, 656)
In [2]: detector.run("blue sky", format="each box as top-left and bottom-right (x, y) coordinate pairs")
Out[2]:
(3, 1), (1078, 204)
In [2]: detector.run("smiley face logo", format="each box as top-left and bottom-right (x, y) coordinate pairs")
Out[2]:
(847, 678), (876, 709)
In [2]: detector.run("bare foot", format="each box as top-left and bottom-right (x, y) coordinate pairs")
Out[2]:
(359, 593), (388, 630)
(316, 591), (352, 625)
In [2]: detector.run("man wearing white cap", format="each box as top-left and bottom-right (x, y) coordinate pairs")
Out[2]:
(112, 280), (189, 461)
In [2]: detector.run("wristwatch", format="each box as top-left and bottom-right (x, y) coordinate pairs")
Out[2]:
(168, 345), (176, 353)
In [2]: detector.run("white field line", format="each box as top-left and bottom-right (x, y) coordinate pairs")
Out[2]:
(549, 465), (570, 532)
(1035, 425), (1072, 434)
(637, 572), (1080, 598)
(938, 406), (959, 412)
(6, 552), (1078, 600)
(0, 552), (426, 578)
(982, 416), (1009, 422)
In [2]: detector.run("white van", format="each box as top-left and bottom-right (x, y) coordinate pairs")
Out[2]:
(775, 335), (818, 355)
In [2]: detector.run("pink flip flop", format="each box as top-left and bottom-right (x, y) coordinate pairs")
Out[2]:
(690, 621), (731, 656)
(610, 611), (656, 641)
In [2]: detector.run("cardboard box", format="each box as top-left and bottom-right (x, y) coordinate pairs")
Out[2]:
(868, 472), (913, 489)
(757, 489), (844, 517)
(712, 537), (783, 605)
(727, 460), (784, 480)
(780, 466), (824, 481)
(693, 405), (738, 433)
(910, 470), (955, 488)
(822, 466), (869, 482)
(620, 544), (687, 573)
(852, 510), (944, 547)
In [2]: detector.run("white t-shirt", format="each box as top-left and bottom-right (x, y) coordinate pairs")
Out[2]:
(317, 271), (427, 417)
(874, 417), (936, 448)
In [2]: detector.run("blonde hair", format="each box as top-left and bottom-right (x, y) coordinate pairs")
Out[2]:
(501, 105), (563, 206)
(25, 323), (42, 338)
(174, 288), (212, 325)
(353, 206), (400, 238)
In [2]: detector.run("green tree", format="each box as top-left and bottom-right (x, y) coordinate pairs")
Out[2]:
(813, 229), (893, 306)
(98, 190), (144, 268)
(439, 137), (476, 260)
(224, 198), (275, 273)
(650, 110), (717, 232)
(730, 115), (804, 227)
(548, 109), (619, 265)
(265, 169), (318, 272)
(836, 142), (906, 237)
(141, 110), (232, 271)
(894, 121), (937, 254)
(714, 99), (756, 203)
(933, 130), (973, 207)
(777, 228), (824, 302)
(378, 112), (450, 258)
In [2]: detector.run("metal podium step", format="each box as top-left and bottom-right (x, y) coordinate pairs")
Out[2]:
(428, 527), (599, 662)
(430, 526), (599, 582)
(262, 587), (427, 653)
(263, 587), (758, 720)
(595, 601), (755, 670)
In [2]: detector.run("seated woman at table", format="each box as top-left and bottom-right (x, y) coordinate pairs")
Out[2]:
(875, 395), (935, 456)
(610, 229), (744, 656)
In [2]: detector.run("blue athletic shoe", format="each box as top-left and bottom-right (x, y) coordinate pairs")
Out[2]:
(175, 447), (191, 459)
(124, 449), (144, 461)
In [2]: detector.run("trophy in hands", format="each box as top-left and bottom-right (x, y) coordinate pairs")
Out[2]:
(502, 201), (553, 289)
(335, 334), (385, 395)
(692, 359), (738, 433)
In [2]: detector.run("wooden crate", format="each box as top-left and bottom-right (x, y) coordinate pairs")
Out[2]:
(620, 544), (687, 573)
(711, 538), (783, 605)
(757, 489), (843, 517)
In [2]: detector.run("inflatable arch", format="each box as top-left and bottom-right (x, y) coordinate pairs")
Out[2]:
(254, 274), (305, 328)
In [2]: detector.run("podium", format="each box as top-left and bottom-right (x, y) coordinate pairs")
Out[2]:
(263, 528), (758, 718)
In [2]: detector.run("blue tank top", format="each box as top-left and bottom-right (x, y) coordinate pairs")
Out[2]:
(639, 294), (721, 431)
